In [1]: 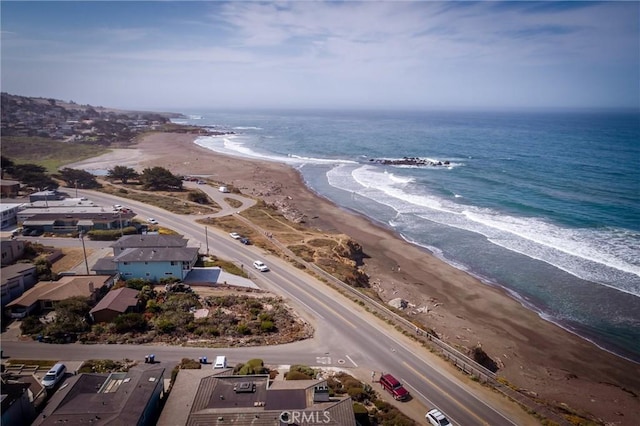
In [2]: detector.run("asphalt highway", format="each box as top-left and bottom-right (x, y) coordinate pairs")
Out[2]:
(4, 188), (520, 425)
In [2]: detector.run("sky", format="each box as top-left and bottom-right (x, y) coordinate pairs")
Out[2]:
(1, 1), (639, 111)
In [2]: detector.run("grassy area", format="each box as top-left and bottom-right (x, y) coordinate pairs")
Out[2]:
(5, 359), (56, 368)
(203, 255), (248, 278)
(98, 182), (219, 215)
(2, 136), (110, 172)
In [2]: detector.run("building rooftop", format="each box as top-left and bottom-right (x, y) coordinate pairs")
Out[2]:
(6, 275), (113, 308)
(114, 247), (199, 263)
(111, 234), (188, 250)
(158, 370), (355, 426)
(89, 287), (139, 315)
(33, 364), (165, 426)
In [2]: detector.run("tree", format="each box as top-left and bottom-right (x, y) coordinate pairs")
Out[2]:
(10, 163), (58, 190)
(107, 165), (139, 184)
(57, 168), (100, 189)
(139, 166), (182, 191)
(1, 155), (15, 174)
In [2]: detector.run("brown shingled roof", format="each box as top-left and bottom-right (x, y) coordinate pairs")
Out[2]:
(90, 287), (139, 315)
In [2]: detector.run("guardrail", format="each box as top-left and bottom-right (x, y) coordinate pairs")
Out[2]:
(234, 213), (572, 425)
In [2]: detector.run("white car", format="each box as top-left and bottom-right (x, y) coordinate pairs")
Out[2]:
(148, 218), (158, 225)
(229, 232), (241, 239)
(426, 409), (451, 426)
(253, 260), (269, 272)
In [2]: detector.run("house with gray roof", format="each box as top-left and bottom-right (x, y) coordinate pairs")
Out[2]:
(32, 364), (165, 426)
(111, 234), (188, 254)
(1, 262), (37, 308)
(158, 370), (356, 426)
(114, 247), (199, 282)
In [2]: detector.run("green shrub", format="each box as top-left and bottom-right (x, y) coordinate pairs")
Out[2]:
(179, 358), (202, 369)
(260, 320), (276, 332)
(288, 364), (316, 379)
(155, 318), (177, 334)
(285, 371), (313, 380)
(113, 313), (147, 333)
(236, 323), (251, 335)
(20, 316), (44, 336)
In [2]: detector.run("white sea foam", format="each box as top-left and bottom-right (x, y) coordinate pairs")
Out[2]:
(195, 136), (357, 167)
(326, 164), (640, 296)
(233, 126), (262, 130)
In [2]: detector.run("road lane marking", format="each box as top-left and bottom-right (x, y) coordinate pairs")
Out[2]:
(275, 272), (357, 329)
(403, 362), (491, 426)
(346, 355), (358, 367)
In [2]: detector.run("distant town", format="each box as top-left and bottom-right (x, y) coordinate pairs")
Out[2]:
(0, 92), (218, 146)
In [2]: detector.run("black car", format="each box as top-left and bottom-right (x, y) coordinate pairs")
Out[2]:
(240, 237), (251, 245)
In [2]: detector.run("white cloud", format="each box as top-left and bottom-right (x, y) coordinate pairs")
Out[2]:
(1, 1), (637, 109)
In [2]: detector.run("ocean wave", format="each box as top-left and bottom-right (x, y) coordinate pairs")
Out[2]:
(327, 164), (640, 296)
(233, 126), (263, 130)
(195, 136), (358, 166)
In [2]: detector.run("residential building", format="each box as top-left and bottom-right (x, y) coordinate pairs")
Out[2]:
(1, 378), (37, 426)
(21, 211), (135, 235)
(5, 275), (114, 319)
(115, 247), (199, 282)
(158, 370), (356, 426)
(1, 262), (37, 308)
(111, 234), (188, 255)
(33, 364), (165, 426)
(28, 190), (64, 203)
(89, 287), (140, 322)
(1, 203), (20, 229)
(0, 179), (20, 197)
(1, 238), (26, 266)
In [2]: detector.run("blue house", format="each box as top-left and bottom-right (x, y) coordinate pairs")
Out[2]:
(114, 247), (199, 282)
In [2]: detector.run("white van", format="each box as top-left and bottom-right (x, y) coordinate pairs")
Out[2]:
(41, 363), (66, 389)
(213, 356), (227, 369)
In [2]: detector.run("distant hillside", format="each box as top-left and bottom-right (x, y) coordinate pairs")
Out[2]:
(1, 93), (184, 120)
(0, 92), (187, 145)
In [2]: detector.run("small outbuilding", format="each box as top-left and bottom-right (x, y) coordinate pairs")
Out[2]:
(90, 287), (140, 323)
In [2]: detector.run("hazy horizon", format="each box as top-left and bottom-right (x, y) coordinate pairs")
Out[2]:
(2, 1), (638, 111)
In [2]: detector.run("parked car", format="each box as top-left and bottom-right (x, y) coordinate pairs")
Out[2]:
(240, 237), (251, 245)
(148, 218), (158, 225)
(379, 373), (409, 401)
(229, 232), (241, 239)
(253, 260), (269, 272)
(41, 363), (67, 390)
(213, 355), (227, 369)
(426, 409), (451, 426)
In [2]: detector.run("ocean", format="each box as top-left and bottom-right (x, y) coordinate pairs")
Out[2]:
(172, 109), (640, 362)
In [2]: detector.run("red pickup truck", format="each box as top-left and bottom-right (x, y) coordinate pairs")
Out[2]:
(379, 373), (410, 401)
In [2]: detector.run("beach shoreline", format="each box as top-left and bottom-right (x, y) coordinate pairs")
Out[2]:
(69, 132), (640, 424)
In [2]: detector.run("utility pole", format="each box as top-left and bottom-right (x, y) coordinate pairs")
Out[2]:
(80, 231), (90, 275)
(205, 226), (209, 256)
(119, 211), (123, 237)
(75, 180), (78, 198)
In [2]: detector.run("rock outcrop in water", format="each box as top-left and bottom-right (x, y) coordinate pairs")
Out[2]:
(369, 157), (450, 166)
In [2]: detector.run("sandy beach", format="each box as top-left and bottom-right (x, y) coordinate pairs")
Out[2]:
(70, 132), (640, 424)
